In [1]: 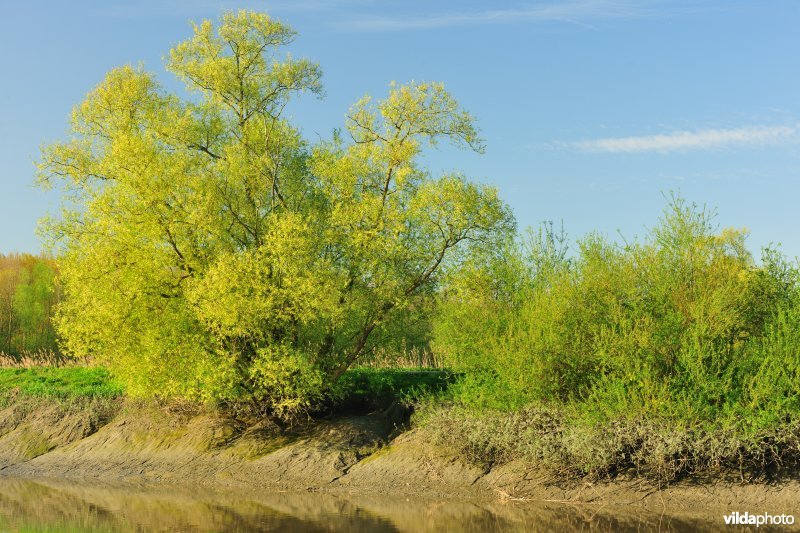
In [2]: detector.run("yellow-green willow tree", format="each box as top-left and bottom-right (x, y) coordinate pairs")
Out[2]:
(38, 11), (514, 415)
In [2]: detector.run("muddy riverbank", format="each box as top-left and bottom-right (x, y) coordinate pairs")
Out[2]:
(0, 397), (797, 517)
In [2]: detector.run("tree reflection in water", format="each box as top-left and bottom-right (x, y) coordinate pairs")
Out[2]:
(0, 478), (722, 532)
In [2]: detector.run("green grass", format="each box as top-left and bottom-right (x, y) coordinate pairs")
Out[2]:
(0, 365), (452, 418)
(0, 366), (124, 400)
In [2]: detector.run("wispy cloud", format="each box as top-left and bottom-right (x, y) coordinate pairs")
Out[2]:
(571, 125), (799, 154)
(342, 1), (655, 32)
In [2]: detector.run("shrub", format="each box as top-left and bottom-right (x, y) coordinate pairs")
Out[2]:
(431, 196), (800, 479)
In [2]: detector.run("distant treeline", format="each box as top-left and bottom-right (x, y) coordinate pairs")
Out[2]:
(0, 254), (60, 357)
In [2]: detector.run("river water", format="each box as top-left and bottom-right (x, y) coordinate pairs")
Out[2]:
(0, 477), (757, 532)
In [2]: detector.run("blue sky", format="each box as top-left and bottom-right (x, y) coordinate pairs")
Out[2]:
(1, 0), (799, 258)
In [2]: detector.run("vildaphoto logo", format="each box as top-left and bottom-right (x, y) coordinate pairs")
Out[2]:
(723, 511), (795, 527)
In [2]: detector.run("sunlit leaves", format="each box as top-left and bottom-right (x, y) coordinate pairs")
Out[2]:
(38, 11), (513, 414)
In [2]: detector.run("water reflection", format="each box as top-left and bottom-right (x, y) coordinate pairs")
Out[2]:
(0, 477), (728, 532)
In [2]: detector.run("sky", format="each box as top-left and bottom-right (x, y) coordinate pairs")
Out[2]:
(1, 0), (799, 258)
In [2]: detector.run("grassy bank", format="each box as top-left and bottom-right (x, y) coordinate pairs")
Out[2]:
(0, 367), (124, 462)
(1, 363), (798, 486)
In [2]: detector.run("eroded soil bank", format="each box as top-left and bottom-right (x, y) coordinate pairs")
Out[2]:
(0, 397), (798, 518)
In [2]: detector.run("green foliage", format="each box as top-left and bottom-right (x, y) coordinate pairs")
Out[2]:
(13, 261), (58, 352)
(0, 367), (123, 400)
(37, 11), (513, 415)
(432, 222), (571, 409)
(433, 196), (800, 479)
(249, 344), (326, 419)
(0, 254), (60, 357)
